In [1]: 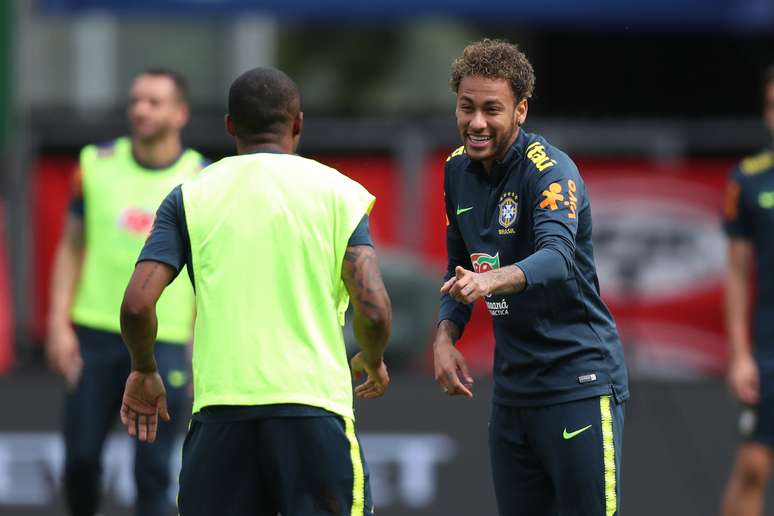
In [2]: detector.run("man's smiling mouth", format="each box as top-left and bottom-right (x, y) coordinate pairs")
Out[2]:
(468, 135), (492, 143)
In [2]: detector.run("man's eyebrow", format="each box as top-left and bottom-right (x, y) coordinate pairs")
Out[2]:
(458, 95), (504, 105)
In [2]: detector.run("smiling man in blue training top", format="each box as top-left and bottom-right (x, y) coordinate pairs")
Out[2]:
(431, 38), (629, 516)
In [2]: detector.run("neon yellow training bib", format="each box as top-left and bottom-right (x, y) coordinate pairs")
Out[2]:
(182, 153), (375, 418)
(71, 137), (203, 343)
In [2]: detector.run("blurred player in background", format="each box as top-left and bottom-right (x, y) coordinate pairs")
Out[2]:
(721, 66), (774, 516)
(432, 39), (629, 515)
(117, 67), (391, 516)
(45, 69), (205, 516)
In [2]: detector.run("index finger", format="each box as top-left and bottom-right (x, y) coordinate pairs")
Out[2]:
(440, 276), (457, 294)
(444, 370), (473, 398)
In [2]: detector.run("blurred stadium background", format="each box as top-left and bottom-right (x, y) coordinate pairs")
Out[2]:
(1, 0), (774, 514)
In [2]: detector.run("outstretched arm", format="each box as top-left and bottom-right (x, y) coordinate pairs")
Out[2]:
(121, 261), (175, 371)
(342, 245), (392, 399)
(119, 260), (175, 443)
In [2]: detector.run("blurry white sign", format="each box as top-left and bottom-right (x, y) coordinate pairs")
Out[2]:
(0, 432), (456, 509)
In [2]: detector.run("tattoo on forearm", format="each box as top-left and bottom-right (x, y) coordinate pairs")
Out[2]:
(489, 265), (526, 295)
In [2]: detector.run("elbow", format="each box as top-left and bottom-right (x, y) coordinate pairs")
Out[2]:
(363, 305), (392, 334)
(358, 297), (392, 335)
(521, 246), (572, 289)
(120, 293), (153, 325)
(555, 261), (571, 282)
(544, 245), (573, 282)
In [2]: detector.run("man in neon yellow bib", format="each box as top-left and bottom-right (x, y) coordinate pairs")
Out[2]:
(117, 67), (392, 516)
(45, 69), (205, 516)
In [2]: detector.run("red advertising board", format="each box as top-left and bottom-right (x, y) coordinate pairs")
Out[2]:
(31, 153), (737, 378)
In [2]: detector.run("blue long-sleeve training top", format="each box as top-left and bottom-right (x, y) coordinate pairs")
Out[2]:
(439, 129), (629, 407)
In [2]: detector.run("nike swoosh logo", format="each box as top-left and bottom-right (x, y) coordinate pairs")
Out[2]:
(456, 206), (474, 215)
(563, 424), (592, 440)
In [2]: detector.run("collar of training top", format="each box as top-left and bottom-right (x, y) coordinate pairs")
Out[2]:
(465, 128), (529, 180)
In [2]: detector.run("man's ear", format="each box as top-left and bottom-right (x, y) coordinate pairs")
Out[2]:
(292, 111), (304, 137)
(175, 102), (190, 131)
(516, 99), (528, 127)
(225, 114), (237, 137)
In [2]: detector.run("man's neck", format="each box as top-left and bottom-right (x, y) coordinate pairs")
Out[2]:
(236, 134), (294, 156)
(131, 135), (183, 169)
(480, 128), (520, 174)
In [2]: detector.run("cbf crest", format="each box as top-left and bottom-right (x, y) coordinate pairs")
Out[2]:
(497, 192), (518, 235)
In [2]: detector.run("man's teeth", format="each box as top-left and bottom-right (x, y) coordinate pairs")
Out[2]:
(469, 135), (491, 143)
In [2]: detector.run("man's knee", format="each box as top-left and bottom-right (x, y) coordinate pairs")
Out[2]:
(735, 445), (774, 488)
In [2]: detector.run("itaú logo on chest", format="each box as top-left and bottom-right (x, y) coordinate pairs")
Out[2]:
(118, 208), (155, 235)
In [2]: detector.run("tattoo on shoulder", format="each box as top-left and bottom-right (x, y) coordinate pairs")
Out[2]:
(140, 263), (161, 290)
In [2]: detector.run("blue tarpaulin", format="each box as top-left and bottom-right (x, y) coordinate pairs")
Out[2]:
(37, 0), (774, 31)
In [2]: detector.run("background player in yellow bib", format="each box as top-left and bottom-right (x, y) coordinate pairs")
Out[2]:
(118, 67), (392, 516)
(45, 69), (205, 516)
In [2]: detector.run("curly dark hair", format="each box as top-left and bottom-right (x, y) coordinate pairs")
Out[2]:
(450, 38), (535, 102)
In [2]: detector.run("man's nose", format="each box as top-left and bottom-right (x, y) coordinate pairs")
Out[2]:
(469, 110), (486, 130)
(131, 101), (149, 117)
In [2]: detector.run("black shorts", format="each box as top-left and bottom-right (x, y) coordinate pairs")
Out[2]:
(489, 395), (625, 516)
(739, 377), (774, 448)
(178, 412), (373, 516)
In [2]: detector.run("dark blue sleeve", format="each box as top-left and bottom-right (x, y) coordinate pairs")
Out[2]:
(69, 196), (84, 217)
(438, 167), (473, 336)
(137, 185), (187, 279)
(69, 166), (84, 218)
(516, 158), (580, 289)
(347, 215), (374, 247)
(722, 166), (753, 239)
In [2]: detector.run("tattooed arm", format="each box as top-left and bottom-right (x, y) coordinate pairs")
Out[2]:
(342, 245), (392, 398)
(121, 261), (175, 372)
(119, 260), (175, 443)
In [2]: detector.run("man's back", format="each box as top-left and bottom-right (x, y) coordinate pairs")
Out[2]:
(119, 67), (391, 516)
(182, 152), (375, 418)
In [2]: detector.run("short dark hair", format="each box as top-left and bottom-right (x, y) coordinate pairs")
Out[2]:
(228, 67), (301, 139)
(450, 38), (535, 102)
(141, 68), (189, 103)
